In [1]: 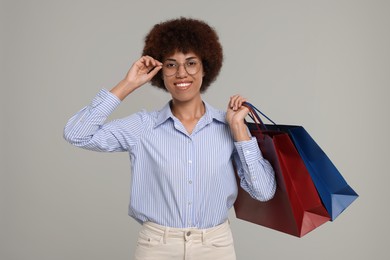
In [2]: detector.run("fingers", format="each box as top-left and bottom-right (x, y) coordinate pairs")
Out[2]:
(131, 56), (162, 77)
(146, 65), (162, 78)
(229, 94), (248, 111)
(138, 55), (162, 69)
(124, 56), (163, 88)
(142, 56), (162, 80)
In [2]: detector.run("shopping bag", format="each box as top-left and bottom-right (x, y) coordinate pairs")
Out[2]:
(233, 105), (330, 237)
(245, 103), (358, 220)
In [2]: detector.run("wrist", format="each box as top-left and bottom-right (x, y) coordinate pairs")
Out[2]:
(230, 122), (250, 141)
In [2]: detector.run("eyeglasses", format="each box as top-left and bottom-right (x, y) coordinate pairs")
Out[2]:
(162, 59), (202, 77)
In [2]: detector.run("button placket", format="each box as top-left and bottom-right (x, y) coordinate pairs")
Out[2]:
(186, 137), (195, 227)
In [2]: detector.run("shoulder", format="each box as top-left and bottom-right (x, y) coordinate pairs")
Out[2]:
(123, 102), (171, 129)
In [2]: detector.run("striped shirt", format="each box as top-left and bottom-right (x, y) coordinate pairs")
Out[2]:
(63, 89), (276, 229)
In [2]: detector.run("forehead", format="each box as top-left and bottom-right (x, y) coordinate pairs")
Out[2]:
(164, 51), (200, 61)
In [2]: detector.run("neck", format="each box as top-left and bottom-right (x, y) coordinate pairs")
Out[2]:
(170, 97), (205, 121)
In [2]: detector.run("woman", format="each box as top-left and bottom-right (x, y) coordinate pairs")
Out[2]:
(64, 17), (276, 260)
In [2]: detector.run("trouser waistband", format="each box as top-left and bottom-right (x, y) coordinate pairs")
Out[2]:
(142, 220), (230, 243)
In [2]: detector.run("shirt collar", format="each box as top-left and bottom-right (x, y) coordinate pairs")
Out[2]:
(154, 100), (227, 128)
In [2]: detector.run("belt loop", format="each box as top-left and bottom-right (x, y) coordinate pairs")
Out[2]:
(163, 227), (170, 244)
(201, 230), (206, 245)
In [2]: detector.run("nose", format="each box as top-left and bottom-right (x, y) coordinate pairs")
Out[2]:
(176, 64), (188, 78)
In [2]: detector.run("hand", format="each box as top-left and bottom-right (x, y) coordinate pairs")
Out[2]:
(226, 95), (251, 141)
(110, 56), (162, 100)
(124, 56), (162, 89)
(226, 94), (249, 125)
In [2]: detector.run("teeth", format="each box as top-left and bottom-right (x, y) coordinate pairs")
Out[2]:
(176, 83), (191, 87)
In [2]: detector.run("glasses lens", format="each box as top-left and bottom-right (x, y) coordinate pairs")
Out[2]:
(185, 60), (200, 75)
(163, 61), (177, 76)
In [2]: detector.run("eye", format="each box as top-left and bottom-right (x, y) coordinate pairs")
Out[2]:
(164, 62), (177, 68)
(186, 60), (198, 67)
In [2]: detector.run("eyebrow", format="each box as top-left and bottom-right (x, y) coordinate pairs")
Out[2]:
(165, 56), (198, 61)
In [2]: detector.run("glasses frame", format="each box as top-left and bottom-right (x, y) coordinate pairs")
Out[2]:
(162, 58), (202, 77)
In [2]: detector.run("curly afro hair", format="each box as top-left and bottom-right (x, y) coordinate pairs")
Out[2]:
(142, 17), (223, 93)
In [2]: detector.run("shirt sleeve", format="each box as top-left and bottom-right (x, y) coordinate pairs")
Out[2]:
(234, 137), (276, 201)
(63, 89), (144, 152)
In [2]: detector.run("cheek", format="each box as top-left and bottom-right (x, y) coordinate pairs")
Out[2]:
(162, 78), (176, 93)
(162, 75), (169, 89)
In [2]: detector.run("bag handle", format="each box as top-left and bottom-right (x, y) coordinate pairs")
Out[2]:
(241, 103), (267, 140)
(243, 102), (276, 125)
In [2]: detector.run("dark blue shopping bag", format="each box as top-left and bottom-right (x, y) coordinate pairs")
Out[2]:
(244, 102), (358, 220)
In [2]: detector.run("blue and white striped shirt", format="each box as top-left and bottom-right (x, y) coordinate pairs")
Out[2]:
(64, 89), (276, 229)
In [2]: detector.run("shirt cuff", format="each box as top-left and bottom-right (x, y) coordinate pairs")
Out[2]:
(90, 89), (121, 117)
(234, 137), (262, 164)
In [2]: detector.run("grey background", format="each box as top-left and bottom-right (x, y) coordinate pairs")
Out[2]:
(1, 0), (389, 259)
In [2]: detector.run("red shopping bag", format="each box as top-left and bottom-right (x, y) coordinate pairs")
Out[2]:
(234, 106), (330, 237)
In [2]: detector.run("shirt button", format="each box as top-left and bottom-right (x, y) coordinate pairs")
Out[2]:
(188, 160), (192, 164)
(189, 180), (192, 184)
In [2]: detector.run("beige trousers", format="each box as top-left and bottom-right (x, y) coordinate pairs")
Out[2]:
(134, 220), (236, 260)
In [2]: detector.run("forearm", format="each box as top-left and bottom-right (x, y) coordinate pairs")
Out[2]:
(110, 79), (138, 101)
(63, 89), (122, 151)
(234, 138), (276, 201)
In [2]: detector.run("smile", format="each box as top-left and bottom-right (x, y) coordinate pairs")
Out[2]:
(175, 82), (191, 89)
